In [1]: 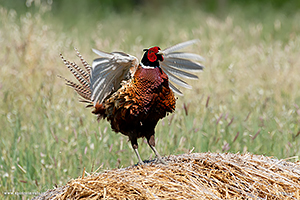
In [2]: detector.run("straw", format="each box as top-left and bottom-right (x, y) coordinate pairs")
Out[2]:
(32, 152), (300, 200)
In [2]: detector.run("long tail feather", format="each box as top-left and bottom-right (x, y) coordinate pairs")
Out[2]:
(60, 54), (90, 89)
(59, 50), (93, 104)
(57, 75), (91, 101)
(75, 48), (91, 74)
(69, 61), (89, 82)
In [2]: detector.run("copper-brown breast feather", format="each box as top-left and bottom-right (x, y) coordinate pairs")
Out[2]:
(92, 65), (175, 136)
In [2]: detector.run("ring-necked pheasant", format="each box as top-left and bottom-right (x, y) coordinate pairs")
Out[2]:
(59, 40), (204, 164)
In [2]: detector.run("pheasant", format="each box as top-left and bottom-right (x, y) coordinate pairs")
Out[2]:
(59, 40), (204, 164)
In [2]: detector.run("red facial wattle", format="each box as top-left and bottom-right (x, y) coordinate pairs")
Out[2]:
(147, 46), (161, 62)
(147, 53), (157, 62)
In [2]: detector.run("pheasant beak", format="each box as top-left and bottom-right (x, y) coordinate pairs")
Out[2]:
(156, 50), (164, 55)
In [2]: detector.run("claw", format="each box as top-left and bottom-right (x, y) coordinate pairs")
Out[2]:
(149, 145), (167, 164)
(138, 160), (144, 165)
(156, 157), (167, 165)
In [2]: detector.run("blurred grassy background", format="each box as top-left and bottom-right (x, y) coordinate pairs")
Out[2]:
(1, 0), (300, 198)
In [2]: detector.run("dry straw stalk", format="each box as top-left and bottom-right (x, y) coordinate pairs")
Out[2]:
(33, 152), (300, 199)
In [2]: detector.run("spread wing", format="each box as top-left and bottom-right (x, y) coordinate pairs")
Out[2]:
(161, 39), (205, 96)
(91, 49), (139, 105)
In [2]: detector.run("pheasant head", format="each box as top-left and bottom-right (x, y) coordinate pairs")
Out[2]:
(141, 46), (164, 67)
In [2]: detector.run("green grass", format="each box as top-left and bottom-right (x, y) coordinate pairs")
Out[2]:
(1, 3), (300, 199)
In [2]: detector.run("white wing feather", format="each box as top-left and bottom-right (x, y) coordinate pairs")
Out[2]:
(161, 40), (204, 94)
(90, 49), (138, 105)
(90, 40), (204, 103)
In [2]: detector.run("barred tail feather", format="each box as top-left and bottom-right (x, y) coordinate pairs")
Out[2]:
(57, 75), (91, 101)
(75, 48), (91, 74)
(60, 54), (90, 88)
(69, 61), (89, 82)
(59, 50), (93, 104)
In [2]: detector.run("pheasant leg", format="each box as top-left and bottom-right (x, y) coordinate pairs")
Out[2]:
(147, 135), (167, 164)
(131, 137), (144, 165)
(133, 147), (144, 165)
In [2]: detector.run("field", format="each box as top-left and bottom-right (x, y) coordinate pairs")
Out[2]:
(1, 1), (300, 198)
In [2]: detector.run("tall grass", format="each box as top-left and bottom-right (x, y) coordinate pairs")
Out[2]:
(1, 3), (300, 198)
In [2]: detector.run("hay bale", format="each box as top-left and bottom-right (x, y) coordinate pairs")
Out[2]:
(33, 152), (300, 199)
